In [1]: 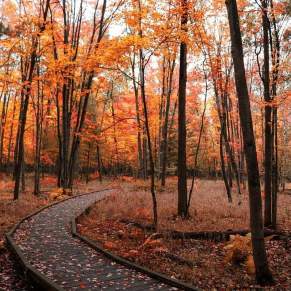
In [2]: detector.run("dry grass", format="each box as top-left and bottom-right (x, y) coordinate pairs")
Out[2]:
(0, 173), (113, 241)
(86, 177), (291, 232)
(78, 178), (291, 289)
(0, 192), (50, 240)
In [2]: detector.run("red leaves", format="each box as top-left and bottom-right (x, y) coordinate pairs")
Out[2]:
(79, 282), (86, 288)
(104, 241), (118, 250)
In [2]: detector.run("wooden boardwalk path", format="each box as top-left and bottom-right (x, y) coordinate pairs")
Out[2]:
(10, 190), (180, 290)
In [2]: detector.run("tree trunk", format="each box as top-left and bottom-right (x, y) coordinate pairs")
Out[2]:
(138, 0), (158, 228)
(96, 144), (102, 182)
(161, 59), (175, 187)
(177, 0), (188, 217)
(220, 127), (232, 202)
(187, 63), (208, 210)
(131, 53), (143, 178)
(225, 0), (273, 284)
(34, 65), (43, 196)
(261, 0), (272, 227)
(270, 0), (280, 229)
(86, 143), (91, 184)
(7, 93), (16, 173)
(14, 92), (30, 200)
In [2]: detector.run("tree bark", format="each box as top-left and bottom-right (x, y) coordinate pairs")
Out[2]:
(261, 0), (273, 227)
(138, 0), (158, 228)
(220, 126), (232, 202)
(177, 0), (188, 217)
(96, 144), (102, 182)
(130, 53), (143, 178)
(161, 59), (175, 187)
(225, 0), (273, 284)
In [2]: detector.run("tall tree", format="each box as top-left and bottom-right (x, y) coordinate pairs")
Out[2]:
(137, 0), (158, 228)
(261, 0), (273, 227)
(225, 0), (273, 284)
(13, 0), (50, 200)
(177, 0), (188, 217)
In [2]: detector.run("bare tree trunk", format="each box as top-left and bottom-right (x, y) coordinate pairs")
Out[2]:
(130, 53), (143, 178)
(110, 83), (119, 176)
(177, 0), (188, 217)
(220, 126), (232, 202)
(7, 93), (16, 173)
(96, 144), (102, 182)
(272, 108), (278, 228)
(270, 0), (280, 229)
(86, 142), (91, 184)
(0, 92), (9, 167)
(34, 65), (43, 196)
(187, 61), (209, 210)
(161, 59), (175, 187)
(138, 0), (158, 228)
(21, 153), (25, 192)
(14, 90), (30, 199)
(261, 0), (272, 227)
(226, 0), (273, 284)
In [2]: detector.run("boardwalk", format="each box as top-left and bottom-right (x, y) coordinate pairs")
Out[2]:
(11, 190), (180, 290)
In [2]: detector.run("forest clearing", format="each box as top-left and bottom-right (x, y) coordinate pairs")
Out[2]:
(0, 0), (290, 290)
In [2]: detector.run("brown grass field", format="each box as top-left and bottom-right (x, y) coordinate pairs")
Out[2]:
(83, 177), (291, 232)
(78, 177), (291, 289)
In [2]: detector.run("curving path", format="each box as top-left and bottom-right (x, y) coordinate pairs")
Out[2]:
(11, 190), (180, 291)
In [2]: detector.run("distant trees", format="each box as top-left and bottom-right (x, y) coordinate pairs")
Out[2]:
(51, 0), (109, 189)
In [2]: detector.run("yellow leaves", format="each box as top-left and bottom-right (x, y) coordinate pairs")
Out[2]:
(49, 188), (72, 200)
(138, 234), (168, 254)
(125, 13), (139, 28)
(224, 233), (256, 275)
(246, 254), (255, 274)
(224, 234), (252, 261)
(1, 1), (17, 23)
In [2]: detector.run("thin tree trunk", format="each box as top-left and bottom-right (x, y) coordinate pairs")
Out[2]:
(97, 144), (102, 182)
(138, 0), (158, 228)
(86, 143), (91, 184)
(270, 0), (280, 229)
(130, 53), (143, 178)
(261, 0), (273, 227)
(220, 127), (232, 202)
(34, 65), (43, 196)
(0, 92), (9, 167)
(7, 93), (16, 172)
(187, 62), (209, 210)
(161, 59), (175, 187)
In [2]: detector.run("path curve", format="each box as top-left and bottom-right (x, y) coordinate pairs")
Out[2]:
(10, 190), (179, 290)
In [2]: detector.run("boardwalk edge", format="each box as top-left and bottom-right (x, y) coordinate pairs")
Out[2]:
(72, 206), (200, 291)
(5, 188), (111, 291)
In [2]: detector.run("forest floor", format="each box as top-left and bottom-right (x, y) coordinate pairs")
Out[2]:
(78, 177), (291, 290)
(0, 173), (112, 291)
